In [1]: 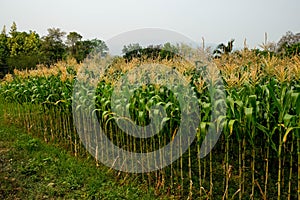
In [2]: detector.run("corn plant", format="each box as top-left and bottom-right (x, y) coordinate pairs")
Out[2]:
(0, 52), (300, 199)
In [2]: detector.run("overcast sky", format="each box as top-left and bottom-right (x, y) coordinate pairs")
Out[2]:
(1, 0), (299, 50)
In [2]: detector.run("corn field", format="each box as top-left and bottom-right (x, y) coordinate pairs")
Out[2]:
(1, 50), (300, 199)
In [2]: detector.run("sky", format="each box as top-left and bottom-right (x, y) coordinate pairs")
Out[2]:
(1, 0), (300, 51)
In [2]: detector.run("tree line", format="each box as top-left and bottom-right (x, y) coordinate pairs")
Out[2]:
(0, 22), (108, 72)
(213, 32), (300, 58)
(1, 22), (299, 74)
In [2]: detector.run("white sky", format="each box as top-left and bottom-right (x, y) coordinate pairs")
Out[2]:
(1, 0), (299, 49)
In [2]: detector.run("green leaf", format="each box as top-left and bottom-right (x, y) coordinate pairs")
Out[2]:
(295, 93), (300, 115)
(228, 119), (237, 136)
(226, 96), (235, 116)
(256, 123), (268, 134)
(291, 92), (299, 107)
(244, 107), (253, 122)
(200, 122), (207, 136)
(283, 114), (295, 127)
(248, 95), (257, 108)
(160, 117), (170, 127)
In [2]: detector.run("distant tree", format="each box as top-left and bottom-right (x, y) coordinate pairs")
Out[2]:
(160, 42), (178, 59)
(122, 43), (162, 61)
(1, 24), (110, 69)
(0, 26), (9, 66)
(7, 53), (41, 71)
(72, 38), (108, 62)
(276, 31), (300, 56)
(23, 31), (41, 54)
(213, 39), (235, 58)
(283, 43), (300, 57)
(141, 45), (161, 59)
(89, 38), (109, 57)
(46, 28), (66, 43)
(72, 40), (91, 62)
(162, 42), (178, 53)
(176, 43), (194, 58)
(9, 22), (17, 36)
(122, 43), (143, 61)
(66, 32), (82, 47)
(66, 32), (82, 57)
(7, 31), (27, 56)
(122, 43), (178, 62)
(122, 43), (142, 55)
(6, 22), (41, 70)
(40, 28), (66, 65)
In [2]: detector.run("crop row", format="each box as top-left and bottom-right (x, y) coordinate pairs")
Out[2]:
(1, 52), (300, 199)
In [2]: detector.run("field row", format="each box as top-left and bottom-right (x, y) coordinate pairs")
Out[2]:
(1, 52), (300, 199)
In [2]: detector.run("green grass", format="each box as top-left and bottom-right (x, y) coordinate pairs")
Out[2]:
(0, 121), (159, 199)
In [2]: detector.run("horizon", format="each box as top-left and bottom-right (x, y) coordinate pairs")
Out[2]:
(0, 22), (286, 56)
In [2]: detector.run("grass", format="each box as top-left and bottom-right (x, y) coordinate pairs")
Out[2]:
(0, 120), (159, 199)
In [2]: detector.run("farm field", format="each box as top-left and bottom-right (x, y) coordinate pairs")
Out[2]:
(1, 49), (300, 199)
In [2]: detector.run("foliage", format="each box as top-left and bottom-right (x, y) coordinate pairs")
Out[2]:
(0, 26), (9, 66)
(7, 53), (40, 71)
(122, 43), (178, 62)
(0, 22), (109, 72)
(39, 28), (67, 65)
(276, 31), (300, 57)
(1, 22), (300, 199)
(280, 42), (300, 57)
(1, 51), (300, 199)
(122, 43), (142, 55)
(213, 39), (235, 58)
(5, 23), (41, 70)
(73, 38), (109, 62)
(277, 31), (300, 51)
(66, 32), (82, 58)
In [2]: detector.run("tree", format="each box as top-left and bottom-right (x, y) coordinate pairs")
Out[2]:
(0, 26), (9, 66)
(160, 42), (178, 59)
(122, 43), (142, 55)
(176, 43), (194, 58)
(276, 31), (300, 56)
(72, 38), (109, 62)
(66, 32), (82, 57)
(213, 39), (235, 58)
(66, 32), (82, 47)
(23, 31), (41, 54)
(5, 22), (41, 70)
(122, 43), (178, 62)
(7, 28), (40, 56)
(89, 38), (109, 57)
(162, 42), (178, 53)
(9, 22), (17, 36)
(72, 40), (92, 62)
(6, 30), (41, 70)
(283, 43), (300, 57)
(40, 28), (66, 65)
(46, 28), (66, 43)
